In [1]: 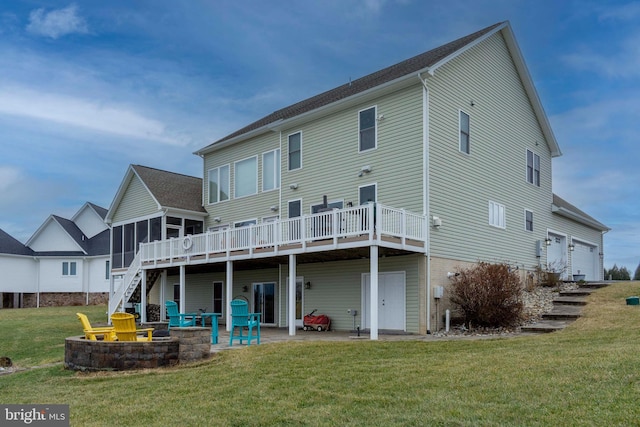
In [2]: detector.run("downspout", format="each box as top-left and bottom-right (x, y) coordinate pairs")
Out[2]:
(419, 71), (432, 334)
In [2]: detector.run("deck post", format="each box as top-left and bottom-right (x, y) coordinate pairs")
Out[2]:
(226, 260), (233, 331)
(140, 270), (147, 323)
(370, 245), (379, 340)
(288, 254), (297, 336)
(179, 265), (186, 313)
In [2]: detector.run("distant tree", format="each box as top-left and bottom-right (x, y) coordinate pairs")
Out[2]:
(620, 267), (631, 280)
(605, 264), (631, 280)
(634, 262), (640, 281)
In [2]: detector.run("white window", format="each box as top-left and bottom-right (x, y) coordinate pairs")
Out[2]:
(288, 199), (302, 218)
(62, 261), (77, 276)
(489, 201), (506, 229)
(459, 111), (470, 154)
(527, 149), (540, 186)
(359, 106), (377, 152)
(234, 157), (257, 198)
(288, 132), (302, 171)
(208, 165), (229, 204)
(525, 209), (533, 232)
(262, 149), (281, 192)
(359, 184), (377, 205)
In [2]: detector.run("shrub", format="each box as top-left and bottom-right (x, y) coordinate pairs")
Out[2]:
(449, 262), (523, 328)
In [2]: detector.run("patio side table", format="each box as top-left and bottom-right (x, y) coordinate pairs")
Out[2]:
(200, 313), (221, 344)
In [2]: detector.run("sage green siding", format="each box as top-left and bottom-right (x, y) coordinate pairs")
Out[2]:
(278, 255), (422, 333)
(203, 132), (281, 229)
(428, 32), (554, 270)
(202, 85), (425, 225)
(111, 176), (158, 223)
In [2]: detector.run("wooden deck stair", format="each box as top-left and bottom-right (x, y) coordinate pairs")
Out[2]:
(521, 282), (610, 334)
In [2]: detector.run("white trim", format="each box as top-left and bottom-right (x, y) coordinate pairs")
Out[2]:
(488, 200), (506, 229)
(207, 163), (230, 205)
(524, 208), (534, 232)
(458, 109), (470, 155)
(233, 156), (258, 199)
(287, 131), (303, 171)
(358, 105), (378, 153)
(262, 149), (281, 192)
(287, 198), (303, 218)
(358, 183), (377, 205)
(526, 149), (541, 187)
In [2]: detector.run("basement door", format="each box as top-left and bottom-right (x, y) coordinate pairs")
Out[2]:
(362, 272), (406, 331)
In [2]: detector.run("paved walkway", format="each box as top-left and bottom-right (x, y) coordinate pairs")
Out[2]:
(210, 327), (516, 352)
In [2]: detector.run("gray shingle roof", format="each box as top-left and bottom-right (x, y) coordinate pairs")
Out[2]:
(0, 229), (33, 255)
(199, 21), (504, 151)
(132, 165), (205, 213)
(552, 194), (610, 231)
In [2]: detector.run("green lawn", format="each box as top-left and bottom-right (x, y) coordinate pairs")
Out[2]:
(1, 283), (640, 426)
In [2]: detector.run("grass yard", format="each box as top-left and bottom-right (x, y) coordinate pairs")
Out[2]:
(1, 283), (640, 426)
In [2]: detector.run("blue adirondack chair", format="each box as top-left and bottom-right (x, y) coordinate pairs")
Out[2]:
(229, 299), (261, 346)
(165, 301), (197, 329)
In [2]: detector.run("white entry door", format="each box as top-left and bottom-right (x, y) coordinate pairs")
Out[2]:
(362, 272), (406, 331)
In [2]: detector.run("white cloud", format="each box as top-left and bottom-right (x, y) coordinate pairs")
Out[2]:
(26, 4), (88, 39)
(0, 166), (22, 193)
(562, 32), (640, 78)
(0, 85), (186, 146)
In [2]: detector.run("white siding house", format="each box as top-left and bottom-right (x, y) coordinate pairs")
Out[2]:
(0, 203), (111, 308)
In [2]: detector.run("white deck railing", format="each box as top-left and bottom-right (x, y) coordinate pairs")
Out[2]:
(139, 203), (427, 264)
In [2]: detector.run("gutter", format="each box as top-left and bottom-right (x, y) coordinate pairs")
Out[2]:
(418, 71), (432, 334)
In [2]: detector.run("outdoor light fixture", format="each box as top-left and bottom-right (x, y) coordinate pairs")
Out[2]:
(305, 281), (311, 290)
(544, 237), (552, 246)
(289, 183), (298, 190)
(270, 205), (279, 212)
(242, 285), (248, 292)
(569, 243), (575, 251)
(213, 217), (221, 223)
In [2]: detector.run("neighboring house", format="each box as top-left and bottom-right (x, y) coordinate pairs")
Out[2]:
(107, 21), (608, 337)
(0, 202), (111, 308)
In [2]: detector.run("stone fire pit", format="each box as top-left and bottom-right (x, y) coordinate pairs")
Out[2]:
(65, 327), (211, 371)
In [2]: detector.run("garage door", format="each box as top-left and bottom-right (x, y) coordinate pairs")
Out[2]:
(572, 241), (598, 281)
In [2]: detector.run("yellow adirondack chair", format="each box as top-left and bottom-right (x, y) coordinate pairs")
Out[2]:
(110, 312), (154, 342)
(76, 313), (116, 341)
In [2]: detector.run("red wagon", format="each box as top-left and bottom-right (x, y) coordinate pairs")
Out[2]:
(302, 309), (331, 331)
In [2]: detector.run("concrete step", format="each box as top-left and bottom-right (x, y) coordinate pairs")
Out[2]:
(579, 282), (610, 289)
(559, 289), (594, 297)
(521, 319), (574, 333)
(553, 296), (588, 306)
(542, 305), (583, 320)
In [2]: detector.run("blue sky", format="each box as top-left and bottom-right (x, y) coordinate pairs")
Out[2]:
(0, 1), (637, 271)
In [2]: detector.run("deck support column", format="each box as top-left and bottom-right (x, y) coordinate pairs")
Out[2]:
(179, 265), (186, 313)
(370, 244), (379, 340)
(226, 260), (233, 331)
(159, 270), (167, 322)
(140, 270), (147, 323)
(288, 254), (297, 336)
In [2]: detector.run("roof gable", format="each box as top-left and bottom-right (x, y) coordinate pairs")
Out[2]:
(105, 165), (205, 223)
(196, 21), (560, 158)
(71, 202), (109, 238)
(26, 215), (86, 254)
